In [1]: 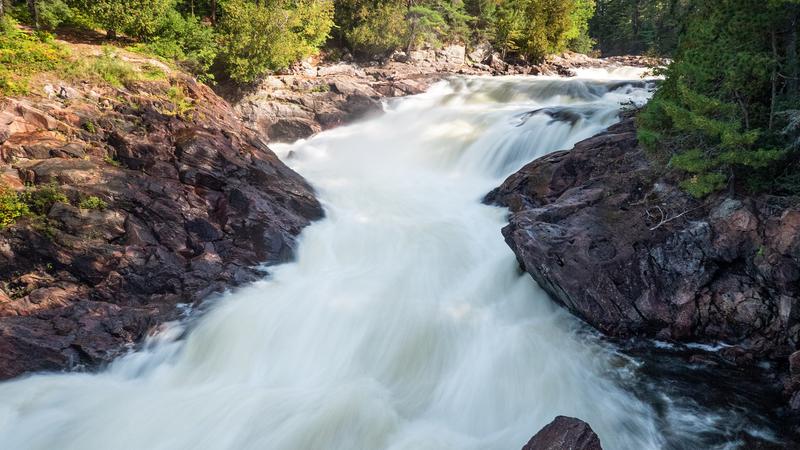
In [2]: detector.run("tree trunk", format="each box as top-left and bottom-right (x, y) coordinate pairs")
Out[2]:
(787, 5), (799, 97)
(0, 0), (5, 19)
(27, 0), (39, 30)
(211, 0), (217, 25)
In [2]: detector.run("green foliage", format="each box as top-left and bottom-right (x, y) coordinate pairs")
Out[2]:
(0, 188), (30, 229)
(591, 0), (692, 56)
(217, 0), (334, 83)
(639, 0), (800, 197)
(345, 2), (407, 55)
(78, 196), (108, 210)
(20, 183), (69, 215)
(36, 0), (73, 31)
(0, 25), (69, 95)
(81, 0), (174, 39)
(129, 9), (217, 82)
(163, 83), (194, 118)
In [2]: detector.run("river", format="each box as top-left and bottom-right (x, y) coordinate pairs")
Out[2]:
(0, 69), (785, 449)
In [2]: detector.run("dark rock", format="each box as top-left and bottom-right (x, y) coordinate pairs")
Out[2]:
(522, 416), (603, 450)
(488, 116), (800, 413)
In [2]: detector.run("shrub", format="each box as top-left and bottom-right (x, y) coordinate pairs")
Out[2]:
(37, 0), (73, 31)
(20, 183), (69, 215)
(0, 188), (30, 229)
(78, 196), (108, 210)
(345, 3), (407, 56)
(130, 10), (217, 82)
(0, 27), (69, 95)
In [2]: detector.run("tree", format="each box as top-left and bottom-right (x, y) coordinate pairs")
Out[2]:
(80, 0), (173, 39)
(638, 0), (800, 197)
(217, 0), (334, 83)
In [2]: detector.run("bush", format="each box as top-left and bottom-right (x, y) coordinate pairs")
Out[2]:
(20, 183), (69, 216)
(130, 9), (217, 82)
(346, 3), (407, 55)
(84, 0), (174, 39)
(37, 0), (73, 31)
(0, 188), (30, 229)
(78, 196), (108, 210)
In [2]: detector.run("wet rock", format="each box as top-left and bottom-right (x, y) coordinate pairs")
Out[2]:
(522, 416), (603, 450)
(488, 116), (800, 413)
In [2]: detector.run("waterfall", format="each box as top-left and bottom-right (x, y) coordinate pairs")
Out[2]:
(0, 69), (771, 449)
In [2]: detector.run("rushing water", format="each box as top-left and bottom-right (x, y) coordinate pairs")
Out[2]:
(0, 69), (786, 449)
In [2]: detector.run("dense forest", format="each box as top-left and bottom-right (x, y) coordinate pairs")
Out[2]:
(0, 0), (799, 198)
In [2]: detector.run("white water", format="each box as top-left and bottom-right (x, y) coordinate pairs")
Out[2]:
(0, 70), (673, 449)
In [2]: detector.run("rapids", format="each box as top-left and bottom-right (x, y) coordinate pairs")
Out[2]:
(0, 69), (784, 449)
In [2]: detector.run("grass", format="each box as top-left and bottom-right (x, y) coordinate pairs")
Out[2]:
(0, 22), (166, 95)
(162, 83), (195, 119)
(0, 26), (69, 95)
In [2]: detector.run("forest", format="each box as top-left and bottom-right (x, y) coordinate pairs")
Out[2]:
(0, 0), (799, 197)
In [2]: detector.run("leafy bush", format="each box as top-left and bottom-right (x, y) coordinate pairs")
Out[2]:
(0, 188), (30, 229)
(37, 0), (73, 31)
(78, 196), (108, 210)
(84, 0), (174, 39)
(130, 9), (217, 82)
(20, 183), (69, 216)
(345, 3), (408, 55)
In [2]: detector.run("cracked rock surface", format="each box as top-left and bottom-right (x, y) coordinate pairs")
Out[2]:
(486, 117), (800, 410)
(0, 75), (322, 379)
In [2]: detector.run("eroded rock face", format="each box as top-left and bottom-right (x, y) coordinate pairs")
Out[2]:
(487, 117), (800, 407)
(522, 416), (603, 450)
(0, 76), (323, 378)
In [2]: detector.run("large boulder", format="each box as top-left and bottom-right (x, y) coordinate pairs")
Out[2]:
(522, 416), (603, 450)
(487, 117), (800, 409)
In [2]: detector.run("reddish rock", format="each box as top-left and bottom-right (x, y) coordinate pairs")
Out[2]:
(0, 75), (322, 378)
(522, 416), (603, 450)
(487, 116), (800, 410)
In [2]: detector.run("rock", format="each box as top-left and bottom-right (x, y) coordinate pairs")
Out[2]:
(468, 42), (493, 64)
(437, 45), (466, 65)
(0, 75), (323, 379)
(488, 53), (509, 72)
(522, 416), (603, 450)
(488, 116), (800, 412)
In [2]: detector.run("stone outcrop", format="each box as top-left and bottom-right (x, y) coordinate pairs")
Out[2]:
(231, 51), (657, 143)
(487, 117), (800, 409)
(522, 416), (603, 450)
(0, 74), (322, 378)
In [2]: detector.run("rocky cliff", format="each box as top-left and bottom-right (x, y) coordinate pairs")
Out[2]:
(487, 117), (800, 414)
(0, 70), (322, 378)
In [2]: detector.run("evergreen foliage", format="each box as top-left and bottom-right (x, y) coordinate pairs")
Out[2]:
(639, 0), (800, 196)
